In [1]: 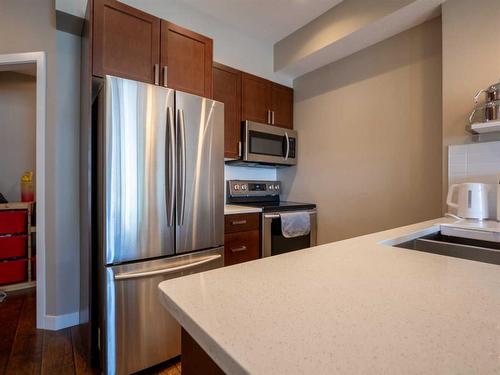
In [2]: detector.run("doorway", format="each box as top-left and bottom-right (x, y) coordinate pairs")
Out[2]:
(0, 52), (46, 329)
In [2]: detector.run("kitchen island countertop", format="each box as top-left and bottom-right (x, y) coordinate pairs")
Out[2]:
(159, 217), (500, 374)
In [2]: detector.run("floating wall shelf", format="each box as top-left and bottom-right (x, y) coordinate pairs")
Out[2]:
(467, 120), (500, 135)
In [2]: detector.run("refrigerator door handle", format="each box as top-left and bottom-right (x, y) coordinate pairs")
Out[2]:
(177, 108), (187, 225)
(167, 106), (175, 227)
(114, 254), (222, 280)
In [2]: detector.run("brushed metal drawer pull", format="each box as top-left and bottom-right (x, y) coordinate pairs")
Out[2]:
(232, 220), (247, 225)
(231, 246), (247, 253)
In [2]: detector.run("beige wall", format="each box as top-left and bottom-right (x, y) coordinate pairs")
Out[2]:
(0, 0), (80, 318)
(0, 72), (36, 201)
(274, 0), (413, 71)
(278, 17), (442, 244)
(441, 0), (500, 206)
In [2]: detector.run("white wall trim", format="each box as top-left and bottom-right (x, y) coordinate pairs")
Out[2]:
(44, 311), (80, 331)
(0, 52), (48, 330)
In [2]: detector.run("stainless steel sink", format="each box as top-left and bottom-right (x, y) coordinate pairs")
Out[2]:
(394, 232), (500, 265)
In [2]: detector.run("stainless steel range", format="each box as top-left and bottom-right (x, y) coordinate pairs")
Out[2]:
(227, 180), (317, 257)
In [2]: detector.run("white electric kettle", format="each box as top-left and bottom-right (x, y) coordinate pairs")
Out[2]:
(446, 183), (489, 220)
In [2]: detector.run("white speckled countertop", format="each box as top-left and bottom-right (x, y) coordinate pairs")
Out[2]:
(159, 217), (500, 374)
(224, 204), (262, 215)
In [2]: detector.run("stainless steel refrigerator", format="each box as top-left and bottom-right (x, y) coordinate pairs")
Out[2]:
(96, 75), (224, 375)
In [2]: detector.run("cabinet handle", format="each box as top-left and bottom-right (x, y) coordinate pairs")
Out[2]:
(238, 141), (242, 157)
(272, 111), (275, 125)
(232, 220), (247, 225)
(154, 64), (159, 85)
(231, 246), (247, 253)
(163, 66), (168, 88)
(267, 110), (271, 124)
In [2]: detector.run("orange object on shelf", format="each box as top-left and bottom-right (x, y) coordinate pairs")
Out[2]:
(20, 171), (34, 202)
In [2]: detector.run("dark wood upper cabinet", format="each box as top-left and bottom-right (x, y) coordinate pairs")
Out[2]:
(213, 62), (241, 159)
(161, 21), (213, 98)
(93, 0), (160, 84)
(271, 83), (293, 129)
(241, 72), (272, 124)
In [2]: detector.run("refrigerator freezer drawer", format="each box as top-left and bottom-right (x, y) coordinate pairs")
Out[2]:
(103, 247), (224, 375)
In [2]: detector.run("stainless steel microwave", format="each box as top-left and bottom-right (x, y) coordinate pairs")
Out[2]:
(241, 121), (297, 166)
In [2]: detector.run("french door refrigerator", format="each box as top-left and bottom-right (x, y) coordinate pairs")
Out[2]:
(96, 76), (224, 375)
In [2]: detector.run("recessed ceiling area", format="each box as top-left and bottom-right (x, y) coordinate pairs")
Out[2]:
(177, 0), (344, 42)
(56, 0), (344, 43)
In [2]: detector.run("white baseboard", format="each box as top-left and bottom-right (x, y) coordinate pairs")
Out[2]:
(44, 311), (80, 330)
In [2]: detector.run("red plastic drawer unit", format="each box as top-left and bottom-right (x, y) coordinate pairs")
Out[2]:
(31, 256), (36, 280)
(0, 259), (27, 285)
(0, 210), (27, 235)
(0, 235), (27, 260)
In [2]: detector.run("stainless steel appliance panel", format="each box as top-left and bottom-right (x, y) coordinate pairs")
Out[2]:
(175, 92), (224, 254)
(103, 76), (175, 264)
(243, 121), (297, 166)
(104, 247), (224, 375)
(262, 210), (317, 257)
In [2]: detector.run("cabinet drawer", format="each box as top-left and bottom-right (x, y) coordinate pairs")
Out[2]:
(0, 235), (27, 260)
(224, 213), (259, 233)
(224, 230), (260, 266)
(0, 259), (27, 285)
(0, 210), (27, 235)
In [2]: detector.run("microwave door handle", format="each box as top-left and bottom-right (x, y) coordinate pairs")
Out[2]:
(284, 132), (290, 161)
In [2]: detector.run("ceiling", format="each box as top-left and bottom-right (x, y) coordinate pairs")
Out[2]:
(57, 0), (344, 43)
(178, 0), (344, 42)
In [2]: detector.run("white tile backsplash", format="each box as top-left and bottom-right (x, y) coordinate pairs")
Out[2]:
(224, 165), (277, 202)
(448, 141), (500, 218)
(224, 165), (277, 181)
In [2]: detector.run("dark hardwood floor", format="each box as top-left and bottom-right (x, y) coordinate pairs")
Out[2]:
(0, 288), (181, 375)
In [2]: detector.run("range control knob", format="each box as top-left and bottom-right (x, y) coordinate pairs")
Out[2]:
(274, 184), (280, 190)
(269, 185), (274, 190)
(234, 184), (240, 191)
(241, 184), (247, 190)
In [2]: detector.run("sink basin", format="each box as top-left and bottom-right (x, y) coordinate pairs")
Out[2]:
(394, 232), (500, 265)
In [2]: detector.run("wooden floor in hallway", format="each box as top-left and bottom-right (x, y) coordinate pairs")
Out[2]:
(0, 288), (181, 375)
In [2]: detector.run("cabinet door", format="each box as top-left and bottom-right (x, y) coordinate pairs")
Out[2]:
(93, 0), (160, 84)
(161, 21), (213, 98)
(241, 72), (271, 124)
(224, 230), (260, 266)
(213, 63), (241, 159)
(271, 83), (294, 129)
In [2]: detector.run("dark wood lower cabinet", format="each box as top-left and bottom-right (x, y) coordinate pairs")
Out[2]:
(182, 328), (224, 375)
(224, 213), (260, 266)
(224, 230), (260, 266)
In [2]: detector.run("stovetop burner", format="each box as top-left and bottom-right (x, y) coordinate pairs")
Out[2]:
(226, 180), (316, 213)
(234, 201), (316, 213)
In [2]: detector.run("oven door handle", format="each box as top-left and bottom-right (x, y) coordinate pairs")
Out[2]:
(264, 211), (315, 219)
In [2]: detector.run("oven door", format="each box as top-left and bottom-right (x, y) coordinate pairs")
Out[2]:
(243, 121), (297, 166)
(262, 210), (317, 257)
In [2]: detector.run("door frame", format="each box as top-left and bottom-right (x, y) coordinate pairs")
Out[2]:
(0, 52), (47, 329)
